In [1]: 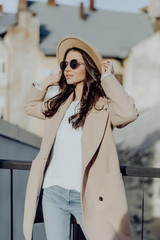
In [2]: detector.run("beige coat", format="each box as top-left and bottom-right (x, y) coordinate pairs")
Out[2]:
(23, 74), (138, 240)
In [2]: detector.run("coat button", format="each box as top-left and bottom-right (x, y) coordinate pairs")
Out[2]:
(99, 196), (103, 201)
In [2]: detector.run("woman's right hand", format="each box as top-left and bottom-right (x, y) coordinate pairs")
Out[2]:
(39, 71), (61, 91)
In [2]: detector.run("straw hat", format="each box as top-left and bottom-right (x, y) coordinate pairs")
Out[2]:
(56, 36), (102, 74)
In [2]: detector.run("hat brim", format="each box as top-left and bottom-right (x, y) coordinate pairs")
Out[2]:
(56, 36), (102, 74)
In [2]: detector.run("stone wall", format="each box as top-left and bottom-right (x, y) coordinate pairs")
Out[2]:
(2, 10), (59, 136)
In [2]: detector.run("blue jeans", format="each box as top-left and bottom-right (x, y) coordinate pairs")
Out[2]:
(42, 185), (88, 240)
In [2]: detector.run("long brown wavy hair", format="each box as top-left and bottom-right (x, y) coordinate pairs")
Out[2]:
(43, 47), (106, 129)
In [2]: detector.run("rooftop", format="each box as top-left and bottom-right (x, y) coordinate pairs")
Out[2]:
(0, 2), (154, 59)
(28, 1), (154, 59)
(0, 118), (41, 149)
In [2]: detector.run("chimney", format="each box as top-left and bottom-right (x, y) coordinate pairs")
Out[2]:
(80, 2), (85, 20)
(18, 0), (27, 11)
(89, 0), (95, 11)
(154, 17), (160, 32)
(0, 5), (3, 15)
(48, 0), (56, 7)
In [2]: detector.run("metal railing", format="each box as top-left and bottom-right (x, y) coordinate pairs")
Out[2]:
(0, 159), (160, 240)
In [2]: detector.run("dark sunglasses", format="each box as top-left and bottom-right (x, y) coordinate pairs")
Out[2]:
(60, 59), (85, 71)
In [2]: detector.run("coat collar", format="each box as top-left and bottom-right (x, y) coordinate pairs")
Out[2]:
(81, 98), (109, 172)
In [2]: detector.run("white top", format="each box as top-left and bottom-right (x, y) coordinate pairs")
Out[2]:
(42, 100), (82, 192)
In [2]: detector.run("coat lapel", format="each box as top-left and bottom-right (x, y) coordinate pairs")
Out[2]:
(41, 93), (74, 156)
(81, 98), (109, 173)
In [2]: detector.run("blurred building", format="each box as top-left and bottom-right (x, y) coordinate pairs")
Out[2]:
(124, 0), (160, 112)
(0, 117), (42, 240)
(0, 0), (154, 136)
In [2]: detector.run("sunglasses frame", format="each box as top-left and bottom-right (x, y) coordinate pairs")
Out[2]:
(60, 59), (85, 71)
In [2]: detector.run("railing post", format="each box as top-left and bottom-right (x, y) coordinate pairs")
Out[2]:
(141, 177), (144, 240)
(72, 222), (77, 240)
(10, 169), (13, 240)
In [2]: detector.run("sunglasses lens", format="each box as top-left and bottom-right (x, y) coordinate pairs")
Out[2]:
(60, 61), (67, 70)
(70, 59), (79, 69)
(60, 59), (80, 70)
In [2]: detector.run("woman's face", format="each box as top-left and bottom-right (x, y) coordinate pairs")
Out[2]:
(64, 50), (86, 86)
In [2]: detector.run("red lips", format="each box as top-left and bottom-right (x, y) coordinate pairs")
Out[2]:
(66, 74), (73, 78)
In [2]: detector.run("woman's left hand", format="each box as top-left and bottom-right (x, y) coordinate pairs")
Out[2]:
(102, 60), (114, 75)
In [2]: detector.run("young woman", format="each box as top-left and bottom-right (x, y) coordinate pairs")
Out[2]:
(23, 36), (138, 240)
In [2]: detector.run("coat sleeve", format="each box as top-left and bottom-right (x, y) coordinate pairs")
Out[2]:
(101, 74), (139, 128)
(24, 83), (47, 119)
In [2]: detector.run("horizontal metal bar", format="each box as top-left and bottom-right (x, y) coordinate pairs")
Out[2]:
(0, 160), (31, 170)
(1, 159), (160, 178)
(10, 169), (13, 240)
(120, 165), (160, 178)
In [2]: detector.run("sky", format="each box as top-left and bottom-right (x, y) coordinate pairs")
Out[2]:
(0, 0), (150, 14)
